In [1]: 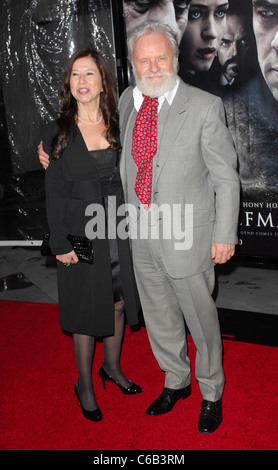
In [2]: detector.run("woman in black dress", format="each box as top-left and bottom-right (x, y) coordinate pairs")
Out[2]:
(41, 49), (141, 422)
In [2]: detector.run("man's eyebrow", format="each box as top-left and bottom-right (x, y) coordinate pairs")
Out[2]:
(253, 0), (278, 10)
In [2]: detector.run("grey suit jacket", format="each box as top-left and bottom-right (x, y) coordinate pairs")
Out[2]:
(119, 78), (240, 279)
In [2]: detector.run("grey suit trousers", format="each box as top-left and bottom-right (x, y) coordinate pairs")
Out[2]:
(132, 236), (225, 402)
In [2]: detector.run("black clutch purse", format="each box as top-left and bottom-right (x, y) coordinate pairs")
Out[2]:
(41, 232), (94, 264)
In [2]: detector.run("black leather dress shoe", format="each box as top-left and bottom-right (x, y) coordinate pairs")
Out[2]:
(198, 399), (222, 433)
(146, 385), (191, 416)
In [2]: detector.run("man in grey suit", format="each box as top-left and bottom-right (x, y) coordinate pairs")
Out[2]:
(120, 20), (240, 434)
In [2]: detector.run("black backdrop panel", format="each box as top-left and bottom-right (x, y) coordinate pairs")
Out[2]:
(1, 0), (115, 175)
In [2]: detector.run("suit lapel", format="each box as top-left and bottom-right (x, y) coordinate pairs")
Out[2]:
(119, 90), (137, 197)
(153, 82), (195, 187)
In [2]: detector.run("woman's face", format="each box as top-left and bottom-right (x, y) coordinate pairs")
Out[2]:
(181, 0), (229, 72)
(69, 56), (103, 107)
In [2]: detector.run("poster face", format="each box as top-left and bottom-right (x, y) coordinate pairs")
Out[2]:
(122, 0), (278, 259)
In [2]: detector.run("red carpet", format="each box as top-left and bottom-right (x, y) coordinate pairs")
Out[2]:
(0, 300), (277, 451)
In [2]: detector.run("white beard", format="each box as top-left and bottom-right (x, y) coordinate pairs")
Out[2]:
(133, 70), (178, 98)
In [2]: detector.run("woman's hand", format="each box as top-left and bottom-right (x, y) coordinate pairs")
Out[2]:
(37, 141), (50, 169)
(56, 250), (79, 266)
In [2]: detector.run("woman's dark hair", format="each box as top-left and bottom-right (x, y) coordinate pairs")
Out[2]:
(51, 48), (120, 159)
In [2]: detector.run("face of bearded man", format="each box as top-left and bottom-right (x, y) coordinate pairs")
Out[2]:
(252, 0), (278, 101)
(218, 14), (248, 83)
(132, 31), (179, 98)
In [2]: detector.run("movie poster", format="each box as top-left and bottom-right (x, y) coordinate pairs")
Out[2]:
(122, 0), (278, 259)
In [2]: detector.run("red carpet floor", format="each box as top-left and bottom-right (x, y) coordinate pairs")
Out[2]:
(0, 300), (277, 451)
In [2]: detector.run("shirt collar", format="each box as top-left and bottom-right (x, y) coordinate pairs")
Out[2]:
(220, 74), (235, 87)
(133, 77), (180, 112)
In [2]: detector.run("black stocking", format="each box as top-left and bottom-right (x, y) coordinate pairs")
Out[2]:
(103, 300), (132, 388)
(73, 301), (131, 410)
(72, 333), (98, 411)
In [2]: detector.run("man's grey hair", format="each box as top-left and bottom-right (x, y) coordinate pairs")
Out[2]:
(127, 20), (179, 61)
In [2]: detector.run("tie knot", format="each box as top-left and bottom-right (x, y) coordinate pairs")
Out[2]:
(143, 95), (159, 105)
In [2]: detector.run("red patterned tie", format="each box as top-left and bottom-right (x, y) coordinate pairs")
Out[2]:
(131, 95), (159, 208)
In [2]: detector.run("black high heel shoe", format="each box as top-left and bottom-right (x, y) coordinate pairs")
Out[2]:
(99, 366), (142, 395)
(74, 384), (103, 422)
